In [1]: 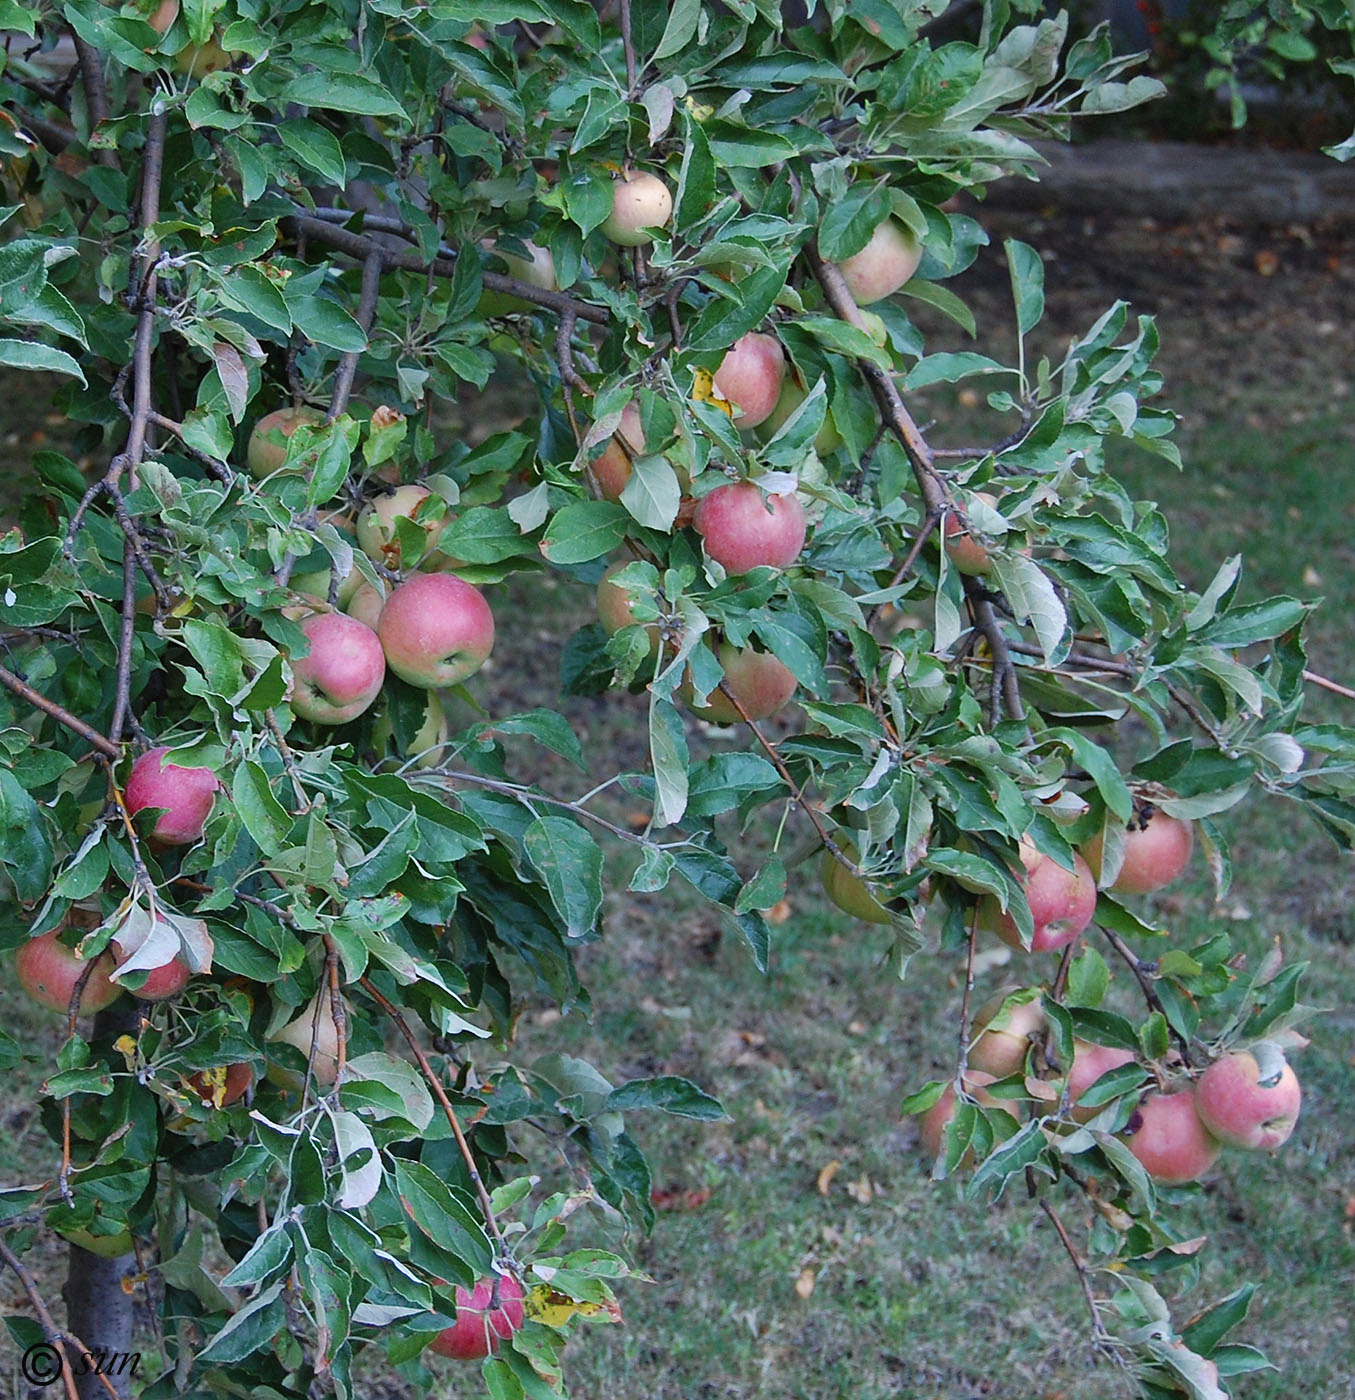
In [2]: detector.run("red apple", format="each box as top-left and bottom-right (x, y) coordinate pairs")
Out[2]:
(429, 1274), (526, 1360)
(693, 482), (806, 575)
(836, 217), (923, 305)
(968, 991), (1045, 1079)
(712, 333), (785, 431)
(15, 931), (123, 1015)
(245, 406), (324, 479)
(289, 612), (386, 725)
(920, 1071), (1012, 1161)
(984, 836), (1098, 953)
(679, 643), (797, 725)
(943, 492), (998, 577)
(1121, 1088), (1220, 1184)
(1195, 1050), (1301, 1151)
(1082, 810), (1194, 895)
(591, 403), (646, 502)
(596, 560), (663, 653)
(600, 171), (672, 247)
(186, 1062), (254, 1107)
(125, 747), (219, 846)
(378, 572), (495, 687)
(113, 944), (191, 1002)
(1065, 1040), (1139, 1123)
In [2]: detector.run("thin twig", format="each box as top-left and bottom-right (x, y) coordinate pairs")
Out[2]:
(1303, 668), (1355, 701)
(619, 0), (638, 93)
(1039, 1199), (1113, 1352)
(328, 251), (384, 421)
(1099, 925), (1191, 1063)
(0, 1234), (82, 1400)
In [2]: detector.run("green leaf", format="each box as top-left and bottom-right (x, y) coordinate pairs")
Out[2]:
(277, 120), (348, 186)
(540, 501), (628, 564)
(282, 71), (407, 119)
(196, 1282), (287, 1364)
(648, 694), (688, 829)
(214, 267), (292, 335)
(1004, 239), (1045, 338)
(684, 263), (788, 353)
(288, 294), (368, 353)
(903, 352), (1011, 390)
(605, 1076), (725, 1120)
(654, 0), (700, 60)
(0, 339), (85, 384)
(991, 554), (1066, 664)
(232, 762), (293, 854)
(523, 815), (603, 941)
(393, 1159), (494, 1281)
(620, 454), (682, 532)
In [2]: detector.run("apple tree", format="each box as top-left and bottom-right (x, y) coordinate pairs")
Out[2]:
(1, 2), (1353, 1397)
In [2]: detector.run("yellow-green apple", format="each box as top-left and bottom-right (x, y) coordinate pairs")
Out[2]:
(968, 991), (1046, 1078)
(246, 406), (324, 478)
(293, 554), (363, 610)
(1082, 810), (1194, 894)
(429, 1274), (526, 1360)
(596, 560), (663, 653)
(820, 839), (892, 925)
(186, 1062), (254, 1108)
(1121, 1088), (1220, 1184)
(1195, 1050), (1301, 1150)
(713, 332), (785, 430)
(125, 746), (219, 846)
(836, 217), (923, 305)
(591, 403), (646, 502)
(920, 1071), (1013, 1161)
(266, 991), (345, 1090)
(378, 573), (495, 687)
(356, 484), (446, 571)
(15, 931), (123, 1015)
(680, 643), (797, 724)
(172, 33), (237, 75)
(982, 836), (1098, 953)
(755, 375), (843, 455)
(289, 612), (386, 724)
(1065, 1039), (1139, 1123)
(693, 481), (806, 574)
(600, 170), (672, 246)
(944, 492), (998, 577)
(479, 239), (557, 314)
(346, 580), (388, 632)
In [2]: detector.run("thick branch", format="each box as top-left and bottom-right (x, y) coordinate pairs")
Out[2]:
(0, 662), (120, 758)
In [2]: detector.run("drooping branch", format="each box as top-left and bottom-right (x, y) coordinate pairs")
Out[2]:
(0, 662), (120, 758)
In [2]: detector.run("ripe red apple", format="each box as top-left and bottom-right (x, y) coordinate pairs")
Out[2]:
(920, 1071), (1010, 1160)
(346, 580), (388, 632)
(113, 942), (191, 1002)
(596, 560), (663, 653)
(125, 747), (220, 846)
(591, 403), (646, 502)
(1065, 1040), (1139, 1123)
(289, 612), (386, 725)
(712, 333), (785, 430)
(680, 643), (797, 725)
(820, 839), (891, 925)
(968, 992), (1046, 1079)
(1195, 1050), (1301, 1150)
(378, 572), (495, 687)
(266, 991), (345, 1090)
(1082, 810), (1194, 895)
(15, 931), (123, 1015)
(693, 482), (806, 575)
(836, 217), (923, 305)
(246, 406), (324, 478)
(983, 836), (1098, 953)
(185, 1062), (253, 1107)
(600, 171), (672, 246)
(1121, 1088), (1220, 1184)
(429, 1274), (526, 1360)
(944, 492), (998, 577)
(356, 484), (447, 571)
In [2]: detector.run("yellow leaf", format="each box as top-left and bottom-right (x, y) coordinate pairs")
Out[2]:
(525, 1284), (622, 1329)
(690, 368), (735, 419)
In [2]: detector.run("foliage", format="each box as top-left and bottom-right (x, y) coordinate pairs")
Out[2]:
(0, 2), (1351, 1397)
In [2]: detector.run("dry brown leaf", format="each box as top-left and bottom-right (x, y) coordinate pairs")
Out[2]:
(816, 1159), (842, 1196)
(794, 1267), (816, 1300)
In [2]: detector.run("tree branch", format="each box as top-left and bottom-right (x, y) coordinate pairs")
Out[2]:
(0, 662), (121, 758)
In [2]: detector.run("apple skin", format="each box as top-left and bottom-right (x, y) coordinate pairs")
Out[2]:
(591, 404), (647, 502)
(356, 485), (446, 571)
(429, 1274), (526, 1360)
(346, 580), (388, 632)
(920, 1071), (1012, 1162)
(16, 932), (124, 1015)
(1121, 1089), (1221, 1184)
(596, 560), (663, 653)
(185, 1062), (253, 1107)
(112, 940), (191, 1002)
(1065, 1040), (1139, 1123)
(600, 171), (672, 247)
(293, 556), (363, 610)
(1195, 1051), (1301, 1151)
(680, 643), (797, 725)
(1082, 811), (1194, 895)
(246, 406), (324, 478)
(125, 747), (220, 846)
(171, 33), (237, 76)
(968, 992), (1046, 1079)
(378, 572), (495, 688)
(480, 240), (557, 314)
(983, 837), (1098, 953)
(289, 612), (387, 725)
(712, 333), (786, 431)
(755, 376), (843, 455)
(820, 839), (892, 925)
(266, 992), (344, 1090)
(837, 218), (923, 305)
(944, 492), (998, 577)
(693, 482), (807, 575)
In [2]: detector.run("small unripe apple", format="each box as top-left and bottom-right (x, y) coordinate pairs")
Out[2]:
(378, 572), (495, 688)
(185, 1062), (253, 1107)
(596, 560), (663, 653)
(712, 333), (785, 430)
(266, 991), (345, 1090)
(836, 217), (923, 305)
(15, 931), (123, 1015)
(820, 839), (892, 925)
(982, 837), (1098, 953)
(246, 406), (325, 479)
(125, 747), (220, 846)
(289, 612), (386, 725)
(357, 485), (446, 571)
(755, 376), (843, 455)
(1065, 1040), (1139, 1123)
(591, 403), (647, 502)
(1082, 810), (1194, 895)
(968, 992), (1045, 1079)
(429, 1274), (526, 1360)
(680, 643), (797, 725)
(479, 239), (557, 314)
(944, 492), (998, 577)
(292, 555), (363, 610)
(693, 482), (806, 575)
(1195, 1050), (1301, 1151)
(920, 1071), (1010, 1161)
(1121, 1088), (1220, 1184)
(600, 171), (673, 246)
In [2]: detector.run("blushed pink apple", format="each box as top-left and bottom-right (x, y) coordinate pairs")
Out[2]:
(920, 1071), (1013, 1161)
(679, 643), (797, 725)
(1082, 811), (1194, 894)
(596, 560), (663, 653)
(186, 1062), (253, 1107)
(357, 485), (445, 571)
(1122, 1089), (1220, 1184)
(112, 937), (191, 1002)
(693, 482), (806, 574)
(944, 492), (998, 577)
(290, 612), (386, 725)
(1196, 1050), (1301, 1151)
(712, 332), (785, 430)
(969, 992), (1046, 1079)
(125, 747), (219, 846)
(985, 837), (1099, 953)
(600, 171), (672, 246)
(15, 931), (123, 1015)
(378, 572), (495, 687)
(837, 218), (923, 305)
(246, 406), (325, 479)
(1066, 1040), (1139, 1123)
(429, 1274), (526, 1360)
